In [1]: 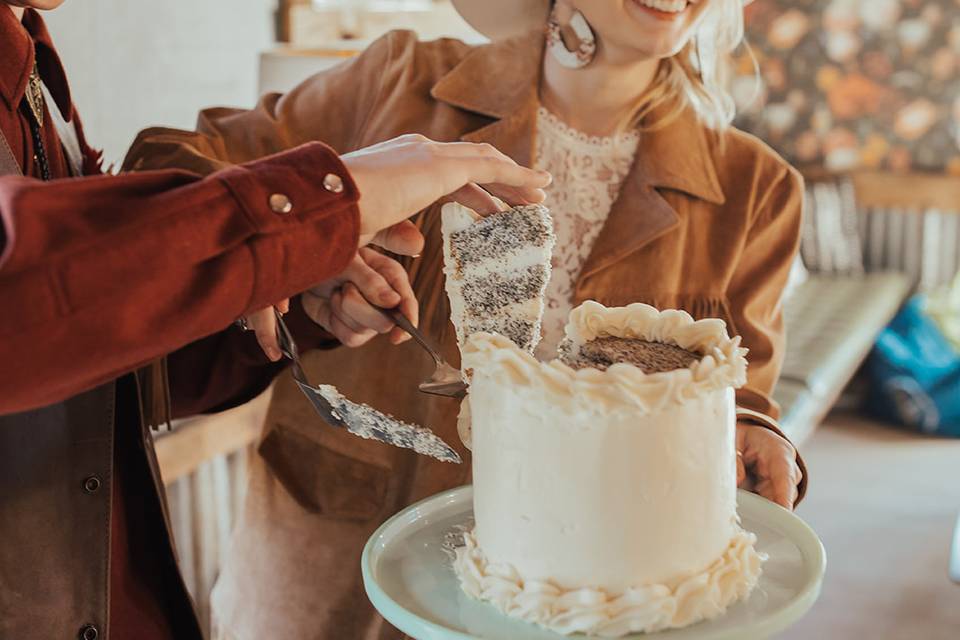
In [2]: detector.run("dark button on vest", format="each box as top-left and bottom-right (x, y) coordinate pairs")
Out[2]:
(83, 475), (103, 494)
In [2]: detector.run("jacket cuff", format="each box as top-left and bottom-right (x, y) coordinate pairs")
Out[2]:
(736, 407), (808, 507)
(217, 141), (360, 235)
(736, 387), (781, 421)
(220, 142), (361, 311)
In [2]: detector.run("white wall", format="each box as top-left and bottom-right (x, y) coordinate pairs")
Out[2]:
(43, 0), (276, 167)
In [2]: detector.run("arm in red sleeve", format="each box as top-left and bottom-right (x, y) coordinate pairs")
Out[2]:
(0, 142), (359, 415)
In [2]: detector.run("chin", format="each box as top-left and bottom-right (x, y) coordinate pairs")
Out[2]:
(629, 39), (690, 61)
(616, 0), (706, 58)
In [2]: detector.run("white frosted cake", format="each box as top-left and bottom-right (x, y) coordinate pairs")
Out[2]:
(454, 301), (764, 637)
(441, 202), (555, 354)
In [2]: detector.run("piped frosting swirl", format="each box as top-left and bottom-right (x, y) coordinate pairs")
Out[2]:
(454, 526), (765, 637)
(462, 301), (748, 417)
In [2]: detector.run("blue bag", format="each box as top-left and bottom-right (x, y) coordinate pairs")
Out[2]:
(866, 296), (960, 437)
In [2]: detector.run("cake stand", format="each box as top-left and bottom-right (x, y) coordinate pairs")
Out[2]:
(362, 486), (826, 640)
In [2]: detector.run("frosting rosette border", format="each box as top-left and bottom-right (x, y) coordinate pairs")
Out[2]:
(454, 526), (765, 637)
(461, 301), (749, 416)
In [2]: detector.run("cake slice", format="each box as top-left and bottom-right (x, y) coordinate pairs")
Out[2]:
(441, 202), (555, 354)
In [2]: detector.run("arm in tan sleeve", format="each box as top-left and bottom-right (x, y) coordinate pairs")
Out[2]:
(122, 30), (414, 176)
(726, 165), (806, 505)
(726, 165), (804, 420)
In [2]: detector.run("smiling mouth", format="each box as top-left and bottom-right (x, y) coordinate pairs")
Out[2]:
(631, 0), (695, 19)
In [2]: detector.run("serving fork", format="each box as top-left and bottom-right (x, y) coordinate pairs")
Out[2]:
(377, 307), (468, 400)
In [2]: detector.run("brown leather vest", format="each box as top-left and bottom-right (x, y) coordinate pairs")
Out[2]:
(0, 384), (117, 639)
(0, 106), (199, 639)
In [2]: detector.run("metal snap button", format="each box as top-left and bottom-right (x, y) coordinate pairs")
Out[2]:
(322, 173), (344, 194)
(268, 193), (293, 214)
(79, 624), (99, 640)
(82, 475), (102, 494)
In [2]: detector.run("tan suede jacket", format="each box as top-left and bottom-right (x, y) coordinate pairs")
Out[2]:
(125, 30), (805, 639)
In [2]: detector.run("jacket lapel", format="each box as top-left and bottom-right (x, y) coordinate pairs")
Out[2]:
(577, 169), (680, 282)
(460, 110), (536, 168)
(431, 31), (542, 167)
(579, 107), (727, 282)
(431, 33), (728, 284)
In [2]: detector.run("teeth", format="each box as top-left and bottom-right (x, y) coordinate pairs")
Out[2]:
(639, 0), (689, 13)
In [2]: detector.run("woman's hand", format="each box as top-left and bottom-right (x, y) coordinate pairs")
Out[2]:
(301, 247), (418, 347)
(239, 136), (546, 361)
(736, 421), (802, 510)
(341, 134), (551, 254)
(238, 248), (416, 360)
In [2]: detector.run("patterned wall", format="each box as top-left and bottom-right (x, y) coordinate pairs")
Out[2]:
(733, 0), (960, 174)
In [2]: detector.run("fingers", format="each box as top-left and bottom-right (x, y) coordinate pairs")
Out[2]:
(455, 156), (549, 203)
(362, 248), (419, 344)
(328, 289), (378, 347)
(364, 220), (425, 256)
(276, 298), (290, 315)
(337, 283), (395, 334)
(765, 454), (801, 510)
(736, 450), (746, 487)
(737, 422), (800, 510)
(347, 250), (403, 308)
(338, 249), (419, 345)
(301, 290), (332, 329)
(482, 184), (547, 208)
(245, 307), (281, 361)
(301, 248), (417, 349)
(344, 136), (550, 239)
(446, 183), (505, 216)
(438, 142), (550, 202)
(302, 289), (376, 348)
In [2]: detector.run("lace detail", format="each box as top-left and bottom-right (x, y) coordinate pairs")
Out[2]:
(536, 107), (641, 150)
(534, 107), (640, 359)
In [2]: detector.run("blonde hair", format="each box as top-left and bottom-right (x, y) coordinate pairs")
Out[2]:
(632, 0), (746, 131)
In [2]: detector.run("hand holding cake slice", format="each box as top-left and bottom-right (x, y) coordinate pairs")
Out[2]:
(441, 202), (555, 355)
(454, 301), (765, 637)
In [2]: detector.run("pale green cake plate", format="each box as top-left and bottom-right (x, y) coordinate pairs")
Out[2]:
(362, 486), (826, 640)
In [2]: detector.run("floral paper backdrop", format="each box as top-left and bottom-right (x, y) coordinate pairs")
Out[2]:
(733, 0), (960, 174)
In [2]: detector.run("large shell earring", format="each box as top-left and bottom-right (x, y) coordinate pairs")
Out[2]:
(546, 4), (596, 69)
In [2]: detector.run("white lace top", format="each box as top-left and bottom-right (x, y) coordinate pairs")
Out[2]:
(534, 107), (640, 359)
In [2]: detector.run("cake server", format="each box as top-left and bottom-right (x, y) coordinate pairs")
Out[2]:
(377, 307), (468, 400)
(273, 309), (461, 463)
